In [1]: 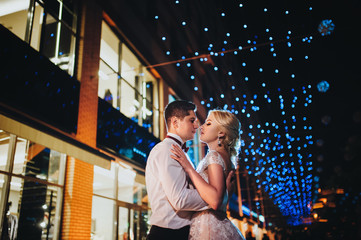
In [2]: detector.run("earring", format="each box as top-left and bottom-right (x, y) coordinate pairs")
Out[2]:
(218, 136), (222, 146)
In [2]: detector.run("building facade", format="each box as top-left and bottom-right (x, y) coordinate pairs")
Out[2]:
(0, 0), (209, 239)
(0, 0), (272, 239)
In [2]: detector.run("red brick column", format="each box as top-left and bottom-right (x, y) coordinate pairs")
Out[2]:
(62, 0), (102, 238)
(62, 157), (94, 239)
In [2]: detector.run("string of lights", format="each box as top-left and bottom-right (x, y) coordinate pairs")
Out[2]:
(146, 0), (336, 226)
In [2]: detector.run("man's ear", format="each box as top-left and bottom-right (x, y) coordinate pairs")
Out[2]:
(171, 116), (178, 129)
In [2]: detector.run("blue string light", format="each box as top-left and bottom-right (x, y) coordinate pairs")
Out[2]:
(154, 1), (320, 226)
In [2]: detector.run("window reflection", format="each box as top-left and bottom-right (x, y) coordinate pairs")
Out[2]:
(99, 21), (159, 137)
(91, 195), (116, 240)
(0, 0), (29, 40)
(0, 129), (65, 240)
(92, 162), (150, 240)
(0, 0), (77, 75)
(187, 131), (201, 167)
(0, 130), (10, 171)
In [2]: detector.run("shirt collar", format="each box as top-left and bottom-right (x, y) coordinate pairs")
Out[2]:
(166, 133), (189, 153)
(166, 133), (185, 145)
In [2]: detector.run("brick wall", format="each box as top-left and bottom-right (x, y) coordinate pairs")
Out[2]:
(61, 0), (102, 238)
(62, 157), (94, 239)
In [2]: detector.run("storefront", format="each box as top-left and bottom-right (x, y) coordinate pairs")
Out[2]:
(1, 0), (207, 239)
(0, 114), (112, 239)
(91, 161), (149, 239)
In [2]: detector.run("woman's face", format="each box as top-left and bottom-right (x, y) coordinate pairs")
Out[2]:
(199, 113), (221, 144)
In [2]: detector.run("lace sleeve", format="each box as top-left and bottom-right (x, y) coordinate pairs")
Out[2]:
(205, 150), (226, 171)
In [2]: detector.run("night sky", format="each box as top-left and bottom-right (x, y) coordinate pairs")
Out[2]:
(149, 0), (361, 227)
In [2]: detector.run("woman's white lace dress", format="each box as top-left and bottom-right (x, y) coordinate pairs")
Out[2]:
(189, 150), (246, 240)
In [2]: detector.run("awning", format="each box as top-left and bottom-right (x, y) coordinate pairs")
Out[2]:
(0, 114), (112, 169)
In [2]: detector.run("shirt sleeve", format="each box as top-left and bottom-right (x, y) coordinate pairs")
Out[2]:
(155, 144), (208, 211)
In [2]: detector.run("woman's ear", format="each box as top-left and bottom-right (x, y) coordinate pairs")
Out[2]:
(218, 131), (225, 138)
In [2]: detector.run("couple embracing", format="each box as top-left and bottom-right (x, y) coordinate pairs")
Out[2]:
(146, 100), (246, 240)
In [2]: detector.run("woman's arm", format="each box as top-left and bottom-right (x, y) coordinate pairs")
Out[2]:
(170, 144), (225, 210)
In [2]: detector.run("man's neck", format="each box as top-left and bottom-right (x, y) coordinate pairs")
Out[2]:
(167, 131), (186, 143)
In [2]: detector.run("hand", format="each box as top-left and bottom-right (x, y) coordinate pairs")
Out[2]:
(170, 144), (193, 172)
(226, 170), (236, 197)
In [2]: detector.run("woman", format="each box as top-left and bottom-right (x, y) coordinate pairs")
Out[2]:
(171, 109), (246, 240)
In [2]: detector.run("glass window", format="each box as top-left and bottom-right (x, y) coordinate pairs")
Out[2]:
(92, 160), (150, 240)
(0, 0), (29, 40)
(12, 140), (65, 185)
(99, 20), (159, 136)
(99, 22), (120, 109)
(92, 162), (138, 240)
(121, 45), (139, 88)
(0, 129), (66, 240)
(117, 204), (150, 240)
(93, 163), (116, 199)
(0, 174), (4, 206)
(100, 22), (119, 73)
(38, 0), (77, 75)
(120, 77), (137, 120)
(30, 2), (44, 51)
(117, 192), (149, 240)
(91, 195), (116, 240)
(0, 0), (77, 75)
(118, 205), (130, 239)
(117, 166), (136, 203)
(120, 44), (143, 124)
(98, 60), (119, 107)
(144, 70), (159, 135)
(187, 131), (201, 167)
(0, 130), (10, 171)
(140, 208), (150, 239)
(117, 205), (150, 240)
(169, 94), (176, 103)
(9, 176), (64, 239)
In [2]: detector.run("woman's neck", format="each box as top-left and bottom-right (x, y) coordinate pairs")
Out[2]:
(207, 141), (219, 151)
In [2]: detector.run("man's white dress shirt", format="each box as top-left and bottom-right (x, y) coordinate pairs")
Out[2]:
(145, 133), (207, 229)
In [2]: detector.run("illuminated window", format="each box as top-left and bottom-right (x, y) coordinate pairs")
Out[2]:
(0, 0), (78, 75)
(99, 21), (159, 137)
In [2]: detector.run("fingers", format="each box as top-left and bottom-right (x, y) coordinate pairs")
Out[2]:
(226, 170), (235, 182)
(170, 148), (184, 161)
(170, 149), (179, 157)
(171, 144), (180, 153)
(171, 144), (182, 151)
(170, 154), (179, 161)
(226, 170), (236, 195)
(171, 144), (189, 167)
(171, 144), (185, 156)
(170, 150), (185, 168)
(229, 170), (235, 182)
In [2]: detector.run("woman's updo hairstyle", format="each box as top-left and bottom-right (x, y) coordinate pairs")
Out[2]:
(209, 109), (241, 168)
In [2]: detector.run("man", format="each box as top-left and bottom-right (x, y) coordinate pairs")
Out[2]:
(145, 100), (207, 240)
(146, 100), (235, 240)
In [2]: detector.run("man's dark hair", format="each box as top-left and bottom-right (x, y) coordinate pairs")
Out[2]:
(164, 100), (196, 127)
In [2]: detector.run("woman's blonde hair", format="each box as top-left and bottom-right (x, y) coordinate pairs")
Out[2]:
(209, 109), (241, 168)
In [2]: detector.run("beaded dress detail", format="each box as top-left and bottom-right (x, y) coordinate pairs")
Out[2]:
(189, 150), (246, 240)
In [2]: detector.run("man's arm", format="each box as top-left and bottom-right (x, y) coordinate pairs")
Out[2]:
(156, 147), (208, 211)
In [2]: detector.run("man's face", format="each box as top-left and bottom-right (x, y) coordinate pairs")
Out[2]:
(175, 110), (199, 142)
